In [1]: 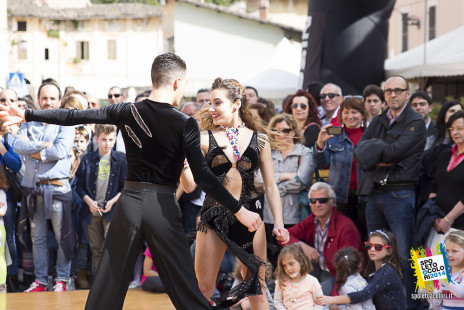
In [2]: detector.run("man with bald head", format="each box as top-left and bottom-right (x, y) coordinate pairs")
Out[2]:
(355, 75), (426, 310)
(181, 102), (199, 117)
(319, 83), (343, 127)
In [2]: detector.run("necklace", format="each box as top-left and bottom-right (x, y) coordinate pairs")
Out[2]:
(220, 123), (245, 160)
(288, 275), (305, 303)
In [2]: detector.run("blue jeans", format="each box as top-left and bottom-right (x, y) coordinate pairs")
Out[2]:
(366, 189), (422, 310)
(30, 195), (71, 285)
(4, 198), (18, 275)
(141, 276), (165, 293)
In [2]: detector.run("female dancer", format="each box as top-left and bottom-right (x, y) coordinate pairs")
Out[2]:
(181, 78), (289, 309)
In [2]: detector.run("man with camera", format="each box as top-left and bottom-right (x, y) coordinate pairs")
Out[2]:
(319, 83), (343, 127)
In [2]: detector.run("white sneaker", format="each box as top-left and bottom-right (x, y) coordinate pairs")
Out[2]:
(53, 281), (66, 292)
(128, 280), (140, 289)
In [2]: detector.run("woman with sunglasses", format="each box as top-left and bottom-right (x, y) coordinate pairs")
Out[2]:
(314, 97), (369, 241)
(283, 90), (321, 149)
(255, 113), (314, 268)
(430, 110), (464, 232)
(316, 230), (406, 310)
(180, 78), (289, 309)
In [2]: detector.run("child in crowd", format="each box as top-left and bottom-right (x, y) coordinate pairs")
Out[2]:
(230, 258), (275, 310)
(429, 230), (464, 309)
(141, 246), (165, 293)
(316, 230), (405, 310)
(0, 168), (8, 293)
(75, 124), (126, 275)
(274, 244), (324, 310)
(74, 126), (90, 156)
(334, 247), (375, 309)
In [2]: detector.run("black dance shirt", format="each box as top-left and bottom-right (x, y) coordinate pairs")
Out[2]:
(26, 99), (241, 213)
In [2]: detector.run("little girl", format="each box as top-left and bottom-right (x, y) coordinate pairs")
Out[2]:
(430, 230), (464, 309)
(334, 247), (375, 310)
(316, 230), (406, 310)
(0, 168), (8, 293)
(274, 244), (324, 310)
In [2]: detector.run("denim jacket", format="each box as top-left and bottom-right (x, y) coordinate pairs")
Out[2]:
(315, 130), (363, 204)
(75, 150), (127, 224)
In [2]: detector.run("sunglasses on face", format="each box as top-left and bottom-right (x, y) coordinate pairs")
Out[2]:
(309, 198), (331, 204)
(0, 98), (16, 103)
(364, 242), (391, 251)
(291, 103), (307, 110)
(320, 93), (340, 99)
(273, 128), (293, 135)
(108, 94), (121, 99)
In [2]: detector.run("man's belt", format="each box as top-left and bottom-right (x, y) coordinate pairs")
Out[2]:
(373, 183), (414, 192)
(36, 179), (65, 187)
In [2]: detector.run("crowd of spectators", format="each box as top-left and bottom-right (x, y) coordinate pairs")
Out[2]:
(0, 74), (463, 310)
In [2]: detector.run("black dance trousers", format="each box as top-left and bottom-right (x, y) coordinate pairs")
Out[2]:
(85, 181), (212, 310)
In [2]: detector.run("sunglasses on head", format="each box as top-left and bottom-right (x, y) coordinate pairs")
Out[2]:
(309, 198), (331, 204)
(291, 103), (307, 110)
(320, 93), (340, 99)
(364, 242), (391, 251)
(273, 128), (293, 134)
(108, 94), (121, 99)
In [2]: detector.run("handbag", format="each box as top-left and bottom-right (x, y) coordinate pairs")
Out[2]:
(2, 134), (23, 202)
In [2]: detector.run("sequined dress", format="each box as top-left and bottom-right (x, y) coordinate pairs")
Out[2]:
(199, 130), (267, 308)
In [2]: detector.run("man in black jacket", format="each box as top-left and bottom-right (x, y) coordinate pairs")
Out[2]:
(355, 75), (426, 310)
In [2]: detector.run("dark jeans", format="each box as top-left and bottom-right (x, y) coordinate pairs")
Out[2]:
(310, 263), (335, 296)
(142, 276), (165, 293)
(179, 201), (202, 234)
(336, 191), (368, 242)
(5, 198), (18, 275)
(85, 181), (211, 310)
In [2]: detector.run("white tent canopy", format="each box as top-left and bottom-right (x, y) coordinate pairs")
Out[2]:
(244, 38), (301, 98)
(385, 26), (464, 79)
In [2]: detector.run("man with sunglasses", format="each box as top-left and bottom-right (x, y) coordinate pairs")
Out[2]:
(280, 182), (362, 295)
(107, 86), (125, 105)
(107, 87), (126, 153)
(355, 75), (426, 310)
(319, 83), (343, 127)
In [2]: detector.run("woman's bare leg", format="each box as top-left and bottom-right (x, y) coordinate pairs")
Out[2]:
(245, 224), (269, 310)
(195, 229), (227, 301)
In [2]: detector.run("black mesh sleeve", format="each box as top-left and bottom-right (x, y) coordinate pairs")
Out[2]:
(25, 103), (127, 126)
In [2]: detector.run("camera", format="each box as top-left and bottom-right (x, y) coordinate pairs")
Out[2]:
(326, 127), (343, 135)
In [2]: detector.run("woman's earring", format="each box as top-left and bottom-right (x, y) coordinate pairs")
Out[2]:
(233, 107), (237, 112)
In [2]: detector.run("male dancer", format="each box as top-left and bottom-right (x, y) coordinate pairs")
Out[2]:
(0, 53), (262, 309)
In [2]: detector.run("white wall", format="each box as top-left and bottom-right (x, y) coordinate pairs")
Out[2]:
(175, 1), (288, 95)
(9, 17), (163, 99)
(0, 0), (9, 88)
